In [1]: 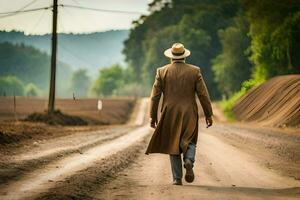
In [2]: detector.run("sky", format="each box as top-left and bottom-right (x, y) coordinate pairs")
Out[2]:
(0, 0), (150, 35)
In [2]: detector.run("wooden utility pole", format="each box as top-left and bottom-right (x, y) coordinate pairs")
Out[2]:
(48, 0), (58, 113)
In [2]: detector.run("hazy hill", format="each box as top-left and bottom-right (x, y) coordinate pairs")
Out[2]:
(0, 42), (73, 97)
(0, 30), (129, 77)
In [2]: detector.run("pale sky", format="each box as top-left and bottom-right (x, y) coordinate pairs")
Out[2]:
(0, 0), (150, 35)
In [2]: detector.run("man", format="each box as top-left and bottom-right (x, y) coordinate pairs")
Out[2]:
(146, 43), (213, 185)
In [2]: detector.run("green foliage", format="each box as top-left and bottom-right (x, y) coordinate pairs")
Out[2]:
(113, 82), (151, 97)
(92, 64), (125, 96)
(123, 0), (241, 99)
(219, 91), (244, 120)
(0, 76), (24, 96)
(25, 83), (39, 97)
(0, 30), (129, 74)
(243, 0), (300, 81)
(212, 14), (252, 97)
(220, 78), (263, 119)
(91, 64), (149, 97)
(124, 0), (299, 102)
(0, 42), (73, 97)
(70, 69), (91, 97)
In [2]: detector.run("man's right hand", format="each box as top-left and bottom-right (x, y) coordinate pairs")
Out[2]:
(206, 116), (213, 128)
(150, 118), (157, 129)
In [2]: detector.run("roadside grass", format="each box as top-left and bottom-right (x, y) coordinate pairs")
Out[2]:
(218, 91), (244, 121)
(218, 79), (264, 121)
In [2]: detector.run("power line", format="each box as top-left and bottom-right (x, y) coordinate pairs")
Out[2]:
(14, 0), (40, 12)
(58, 42), (98, 69)
(0, 0), (37, 17)
(62, 4), (144, 15)
(0, 4), (144, 20)
(0, 4), (144, 16)
(0, 6), (52, 19)
(57, 7), (98, 69)
(19, 0), (39, 9)
(29, 8), (48, 33)
(61, 6), (103, 43)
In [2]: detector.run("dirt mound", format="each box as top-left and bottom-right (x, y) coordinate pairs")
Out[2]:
(233, 75), (300, 128)
(25, 110), (88, 126)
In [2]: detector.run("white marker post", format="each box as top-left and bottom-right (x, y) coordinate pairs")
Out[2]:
(97, 100), (102, 110)
(97, 100), (102, 119)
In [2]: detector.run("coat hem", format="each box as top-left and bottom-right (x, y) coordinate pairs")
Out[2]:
(145, 150), (181, 155)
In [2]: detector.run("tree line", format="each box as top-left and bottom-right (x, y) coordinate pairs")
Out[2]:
(1, 0), (299, 100)
(0, 42), (143, 98)
(0, 42), (88, 97)
(0, 42), (70, 97)
(118, 0), (299, 100)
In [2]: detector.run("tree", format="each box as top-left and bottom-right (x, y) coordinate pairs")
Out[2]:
(92, 64), (124, 96)
(113, 82), (150, 97)
(212, 15), (252, 97)
(70, 69), (91, 97)
(25, 83), (39, 97)
(123, 0), (240, 99)
(243, 0), (300, 81)
(0, 76), (24, 96)
(0, 42), (73, 97)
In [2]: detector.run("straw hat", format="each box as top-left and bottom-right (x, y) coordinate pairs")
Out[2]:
(164, 43), (191, 59)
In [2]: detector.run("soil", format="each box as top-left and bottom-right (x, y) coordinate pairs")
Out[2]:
(98, 122), (300, 200)
(0, 99), (149, 200)
(0, 98), (136, 149)
(0, 100), (299, 200)
(0, 97), (135, 124)
(25, 110), (88, 126)
(233, 75), (300, 128)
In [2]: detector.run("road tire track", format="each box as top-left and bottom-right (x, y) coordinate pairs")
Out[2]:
(35, 136), (150, 200)
(0, 127), (133, 186)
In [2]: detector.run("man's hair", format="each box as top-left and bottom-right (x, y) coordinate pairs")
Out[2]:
(171, 58), (185, 61)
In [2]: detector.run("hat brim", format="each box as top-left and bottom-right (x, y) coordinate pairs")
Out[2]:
(164, 48), (191, 59)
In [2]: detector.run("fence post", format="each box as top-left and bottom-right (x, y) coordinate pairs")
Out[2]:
(13, 93), (17, 121)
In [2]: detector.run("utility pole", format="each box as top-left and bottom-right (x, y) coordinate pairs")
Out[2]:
(48, 0), (58, 113)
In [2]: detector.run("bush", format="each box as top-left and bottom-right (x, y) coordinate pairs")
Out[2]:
(25, 83), (39, 97)
(220, 78), (263, 120)
(113, 82), (150, 97)
(0, 76), (24, 96)
(69, 69), (91, 98)
(92, 64), (124, 96)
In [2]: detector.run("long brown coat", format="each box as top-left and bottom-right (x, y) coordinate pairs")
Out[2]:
(145, 61), (213, 155)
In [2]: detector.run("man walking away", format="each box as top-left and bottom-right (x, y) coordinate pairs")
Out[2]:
(146, 43), (213, 185)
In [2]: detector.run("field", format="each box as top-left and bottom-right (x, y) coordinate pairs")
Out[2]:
(0, 97), (135, 125)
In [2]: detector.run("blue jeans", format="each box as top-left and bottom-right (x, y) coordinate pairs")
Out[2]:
(169, 143), (196, 181)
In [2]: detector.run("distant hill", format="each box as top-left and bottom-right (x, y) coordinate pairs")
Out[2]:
(0, 30), (129, 77)
(0, 42), (73, 97)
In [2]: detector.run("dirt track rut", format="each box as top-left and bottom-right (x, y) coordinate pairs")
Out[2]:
(98, 123), (300, 200)
(1, 100), (300, 200)
(0, 99), (151, 200)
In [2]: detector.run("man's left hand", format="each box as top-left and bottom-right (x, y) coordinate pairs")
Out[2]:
(206, 116), (213, 128)
(150, 118), (157, 129)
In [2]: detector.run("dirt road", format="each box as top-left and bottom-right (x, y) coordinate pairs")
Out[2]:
(0, 99), (150, 200)
(99, 123), (300, 200)
(0, 100), (300, 200)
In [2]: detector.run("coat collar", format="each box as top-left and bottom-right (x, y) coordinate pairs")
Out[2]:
(171, 59), (185, 63)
